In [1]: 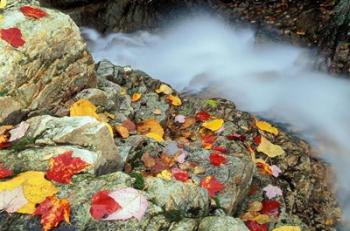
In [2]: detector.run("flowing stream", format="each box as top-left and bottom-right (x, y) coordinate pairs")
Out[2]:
(81, 14), (350, 225)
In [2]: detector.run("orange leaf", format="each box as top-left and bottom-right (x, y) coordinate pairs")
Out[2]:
(200, 176), (224, 197)
(131, 93), (142, 102)
(115, 125), (129, 139)
(46, 151), (88, 184)
(20, 6), (48, 19)
(34, 195), (70, 231)
(166, 95), (182, 106)
(137, 119), (164, 137)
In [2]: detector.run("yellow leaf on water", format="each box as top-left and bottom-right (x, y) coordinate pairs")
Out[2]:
(257, 136), (285, 158)
(0, 171), (58, 214)
(202, 119), (224, 132)
(167, 95), (182, 106)
(131, 93), (142, 102)
(272, 226), (301, 231)
(145, 132), (164, 142)
(0, 0), (6, 9)
(155, 84), (173, 95)
(156, 170), (172, 180)
(69, 99), (99, 120)
(256, 120), (279, 135)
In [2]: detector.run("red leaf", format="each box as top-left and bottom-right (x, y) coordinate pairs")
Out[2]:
(256, 162), (272, 175)
(0, 142), (11, 150)
(20, 6), (48, 19)
(209, 153), (227, 166)
(46, 151), (88, 184)
(261, 199), (280, 217)
(90, 191), (121, 220)
(212, 146), (228, 153)
(0, 28), (25, 48)
(200, 176), (225, 197)
(253, 136), (262, 145)
(245, 220), (268, 231)
(172, 168), (189, 182)
(226, 133), (246, 141)
(34, 195), (70, 231)
(195, 111), (211, 122)
(0, 164), (13, 179)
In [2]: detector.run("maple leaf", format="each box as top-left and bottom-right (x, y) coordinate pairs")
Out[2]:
(20, 6), (48, 19)
(46, 151), (89, 184)
(0, 27), (25, 48)
(0, 186), (28, 213)
(9, 121), (30, 142)
(201, 135), (217, 149)
(167, 95), (182, 106)
(195, 111), (211, 122)
(137, 119), (164, 137)
(105, 188), (148, 221)
(0, 163), (12, 179)
(171, 168), (189, 182)
(263, 184), (283, 199)
(256, 120), (279, 136)
(212, 146), (228, 153)
(257, 136), (285, 158)
(0, 0), (6, 9)
(0, 171), (58, 214)
(209, 153), (227, 166)
(202, 119), (224, 132)
(272, 226), (301, 231)
(145, 132), (164, 142)
(261, 200), (280, 217)
(226, 133), (246, 141)
(200, 176), (225, 197)
(245, 220), (268, 231)
(131, 93), (142, 102)
(155, 84), (173, 95)
(90, 191), (121, 220)
(70, 99), (99, 119)
(34, 195), (70, 231)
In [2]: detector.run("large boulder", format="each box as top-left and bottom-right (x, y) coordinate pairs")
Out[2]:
(0, 3), (96, 124)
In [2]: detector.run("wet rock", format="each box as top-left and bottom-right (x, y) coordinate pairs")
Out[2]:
(198, 216), (249, 231)
(0, 3), (96, 123)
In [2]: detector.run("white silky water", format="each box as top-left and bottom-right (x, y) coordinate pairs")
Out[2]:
(81, 15), (350, 225)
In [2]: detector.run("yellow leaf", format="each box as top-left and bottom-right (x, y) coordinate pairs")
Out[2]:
(145, 132), (164, 142)
(155, 84), (173, 95)
(202, 119), (224, 132)
(131, 93), (142, 102)
(115, 125), (129, 139)
(256, 120), (279, 135)
(257, 136), (285, 158)
(254, 214), (270, 224)
(156, 170), (172, 180)
(69, 99), (99, 120)
(0, 171), (58, 214)
(0, 0), (6, 9)
(272, 226), (301, 231)
(137, 119), (164, 138)
(167, 95), (182, 106)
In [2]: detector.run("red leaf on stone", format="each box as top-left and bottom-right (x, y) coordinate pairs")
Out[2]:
(0, 164), (13, 179)
(261, 199), (280, 217)
(245, 220), (268, 231)
(212, 146), (228, 153)
(172, 168), (189, 182)
(90, 191), (121, 220)
(209, 153), (227, 166)
(195, 111), (211, 122)
(20, 6), (48, 19)
(0, 28), (25, 48)
(200, 176), (224, 197)
(253, 136), (262, 146)
(226, 133), (246, 141)
(46, 151), (88, 184)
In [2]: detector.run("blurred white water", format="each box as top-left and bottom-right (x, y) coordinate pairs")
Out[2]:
(81, 15), (350, 223)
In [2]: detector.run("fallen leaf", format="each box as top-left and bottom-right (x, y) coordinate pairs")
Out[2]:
(272, 226), (301, 231)
(226, 133), (246, 141)
(254, 214), (270, 224)
(0, 186), (28, 213)
(141, 153), (156, 169)
(256, 160), (272, 175)
(69, 99), (99, 119)
(115, 125), (129, 139)
(122, 119), (136, 133)
(201, 135), (217, 149)
(171, 168), (189, 182)
(261, 200), (280, 217)
(195, 111), (211, 122)
(155, 84), (173, 95)
(0, 0), (6, 9)
(174, 115), (186, 123)
(106, 188), (148, 221)
(212, 146), (228, 153)
(200, 176), (225, 197)
(0, 27), (25, 48)
(0, 163), (12, 179)
(46, 151), (89, 184)
(137, 119), (164, 137)
(206, 99), (218, 108)
(180, 116), (196, 129)
(145, 132), (164, 142)
(209, 153), (227, 166)
(9, 121), (30, 142)
(247, 201), (263, 212)
(90, 191), (120, 220)
(270, 165), (282, 177)
(0, 171), (58, 214)
(257, 136), (285, 158)
(167, 95), (182, 106)
(156, 170), (172, 180)
(245, 220), (268, 231)
(256, 120), (279, 135)
(131, 93), (142, 102)
(263, 184), (283, 199)
(202, 119), (224, 132)
(34, 195), (70, 231)
(20, 6), (48, 19)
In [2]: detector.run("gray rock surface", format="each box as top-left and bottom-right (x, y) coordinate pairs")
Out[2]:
(198, 216), (249, 231)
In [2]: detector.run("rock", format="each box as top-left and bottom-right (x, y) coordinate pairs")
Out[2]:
(75, 88), (117, 112)
(198, 216), (249, 231)
(0, 115), (123, 175)
(169, 218), (198, 231)
(0, 4), (96, 124)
